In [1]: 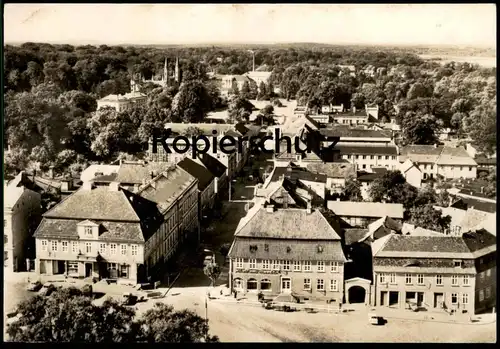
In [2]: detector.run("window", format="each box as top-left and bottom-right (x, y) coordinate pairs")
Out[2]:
(485, 287), (491, 298)
(61, 241), (68, 252)
(260, 279), (271, 290)
(249, 259), (257, 269)
(121, 244), (127, 255)
(99, 243), (106, 254)
(71, 241), (78, 253)
(331, 262), (339, 273)
(392, 156), (396, 160)
(303, 261), (311, 272)
(378, 156), (382, 160)
(370, 155), (374, 160)
(41, 240), (48, 251)
(451, 275), (458, 286)
(454, 260), (462, 267)
(131, 245), (138, 256)
(417, 274), (424, 285)
(317, 261), (325, 272)
(329, 279), (338, 292)
(272, 260), (280, 270)
(479, 290), (485, 302)
(436, 275), (443, 285)
(459, 166), (463, 171)
(355, 155), (359, 160)
(316, 279), (325, 291)
(235, 258), (243, 268)
(389, 273), (396, 284)
(451, 293), (458, 305)
(480, 272), (485, 280)
(379, 273), (386, 284)
(405, 274), (413, 285)
(362, 164), (366, 169)
(282, 260), (291, 271)
(262, 259), (270, 269)
(110, 243), (117, 255)
(304, 278), (311, 290)
(486, 269), (491, 277)
(385, 156), (389, 160)
(293, 261), (301, 271)
(85, 242), (92, 254)
(463, 275), (470, 285)
(362, 155), (366, 160)
(469, 167), (472, 171)
(84, 227), (93, 236)
(51, 241), (58, 252)
(462, 293), (469, 304)
(120, 265), (128, 278)
(68, 261), (78, 274)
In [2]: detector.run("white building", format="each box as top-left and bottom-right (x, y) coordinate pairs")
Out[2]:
(399, 159), (422, 188)
(4, 172), (42, 272)
(96, 91), (147, 112)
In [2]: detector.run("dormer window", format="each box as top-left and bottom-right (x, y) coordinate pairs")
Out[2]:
(84, 227), (93, 236)
(317, 245), (324, 253)
(264, 244), (269, 252)
(454, 260), (463, 268)
(286, 246), (292, 253)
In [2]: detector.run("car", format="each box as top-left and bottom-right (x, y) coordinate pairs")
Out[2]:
(39, 283), (56, 297)
(121, 292), (138, 306)
(81, 284), (93, 297)
(26, 280), (43, 292)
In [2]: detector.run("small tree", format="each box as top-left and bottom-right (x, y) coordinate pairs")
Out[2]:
(408, 204), (452, 233)
(261, 104), (274, 116)
(203, 262), (221, 287)
(340, 177), (363, 202)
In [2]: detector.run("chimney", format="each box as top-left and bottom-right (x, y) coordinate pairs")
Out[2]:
(480, 186), (484, 194)
(109, 182), (120, 192)
(266, 205), (275, 213)
(48, 166), (55, 179)
(82, 181), (93, 191)
(306, 201), (312, 214)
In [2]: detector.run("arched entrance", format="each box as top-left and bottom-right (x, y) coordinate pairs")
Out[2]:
(345, 277), (372, 305)
(348, 286), (366, 303)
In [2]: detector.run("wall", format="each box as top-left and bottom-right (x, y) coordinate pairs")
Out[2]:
(437, 165), (477, 179)
(333, 116), (368, 125)
(97, 100), (130, 112)
(474, 252), (496, 313)
(342, 154), (398, 172)
(5, 189), (41, 272)
(404, 167), (422, 188)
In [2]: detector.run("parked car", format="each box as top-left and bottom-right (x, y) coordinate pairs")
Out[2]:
(121, 292), (138, 306)
(26, 280), (43, 292)
(81, 284), (93, 297)
(368, 312), (384, 325)
(39, 283), (56, 297)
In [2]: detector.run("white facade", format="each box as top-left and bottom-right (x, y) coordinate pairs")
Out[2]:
(341, 153), (398, 172)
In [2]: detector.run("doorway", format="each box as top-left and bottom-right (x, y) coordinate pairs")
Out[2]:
(417, 292), (425, 306)
(85, 263), (93, 278)
(281, 278), (291, 293)
(389, 291), (399, 306)
(348, 286), (366, 303)
(380, 291), (387, 306)
(434, 293), (444, 308)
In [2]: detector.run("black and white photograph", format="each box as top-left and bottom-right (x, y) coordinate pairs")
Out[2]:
(3, 3), (496, 343)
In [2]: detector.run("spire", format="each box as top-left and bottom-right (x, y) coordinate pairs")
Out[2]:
(164, 57), (168, 87)
(175, 57), (180, 83)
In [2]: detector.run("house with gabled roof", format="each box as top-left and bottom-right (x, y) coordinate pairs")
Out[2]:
(399, 159), (422, 188)
(177, 157), (216, 215)
(228, 205), (347, 303)
(373, 231), (496, 314)
(327, 201), (404, 228)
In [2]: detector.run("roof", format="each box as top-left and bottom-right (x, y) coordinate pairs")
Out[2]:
(99, 94), (128, 102)
(332, 110), (368, 118)
(335, 144), (398, 156)
(114, 161), (176, 185)
(451, 197), (496, 214)
(437, 146), (477, 166)
(475, 156), (496, 165)
(363, 216), (403, 241)
(473, 214), (496, 236)
(375, 231), (496, 259)
(371, 233), (394, 256)
(43, 186), (141, 222)
(400, 159), (420, 174)
(80, 164), (120, 183)
(4, 172), (32, 208)
(269, 165), (327, 184)
(177, 157), (215, 191)
(320, 127), (392, 139)
(163, 123), (235, 136)
(195, 153), (227, 178)
(33, 218), (145, 243)
(434, 206), (467, 229)
(90, 173), (118, 183)
(306, 162), (356, 179)
(460, 209), (491, 233)
(235, 208), (342, 240)
(357, 170), (387, 182)
(122, 91), (147, 100)
(228, 237), (346, 262)
(344, 229), (369, 246)
(412, 227), (444, 237)
(136, 167), (196, 213)
(327, 201), (404, 219)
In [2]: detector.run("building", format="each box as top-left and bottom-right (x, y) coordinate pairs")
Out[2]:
(357, 168), (388, 201)
(399, 159), (422, 188)
(4, 172), (42, 272)
(327, 201), (404, 228)
(331, 107), (370, 125)
(399, 145), (478, 180)
(337, 64), (356, 77)
(449, 197), (496, 214)
(33, 166), (199, 283)
(373, 231), (496, 314)
(245, 71), (272, 86)
(113, 161), (177, 192)
(80, 164), (120, 184)
(96, 91), (147, 112)
(322, 104), (344, 114)
(194, 153), (229, 197)
(177, 157), (216, 216)
(228, 205), (347, 303)
(129, 57), (182, 92)
(305, 162), (357, 194)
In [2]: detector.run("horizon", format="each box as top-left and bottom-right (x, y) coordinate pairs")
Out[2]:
(4, 4), (497, 49)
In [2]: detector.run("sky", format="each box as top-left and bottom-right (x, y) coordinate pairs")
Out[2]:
(3, 4), (497, 48)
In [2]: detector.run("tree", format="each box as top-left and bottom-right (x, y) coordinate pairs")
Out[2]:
(240, 80), (251, 99)
(408, 204), (451, 233)
(229, 81), (239, 96)
(401, 112), (441, 145)
(261, 104), (274, 116)
(7, 288), (219, 343)
(203, 262), (221, 287)
(182, 126), (204, 137)
(340, 177), (362, 201)
(137, 303), (219, 343)
(257, 81), (269, 100)
(368, 170), (418, 209)
(172, 80), (211, 123)
(228, 97), (254, 123)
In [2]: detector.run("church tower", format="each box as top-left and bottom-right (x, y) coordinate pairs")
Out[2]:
(163, 58), (168, 87)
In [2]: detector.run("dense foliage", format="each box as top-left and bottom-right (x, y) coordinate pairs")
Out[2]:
(7, 287), (218, 343)
(4, 43), (496, 178)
